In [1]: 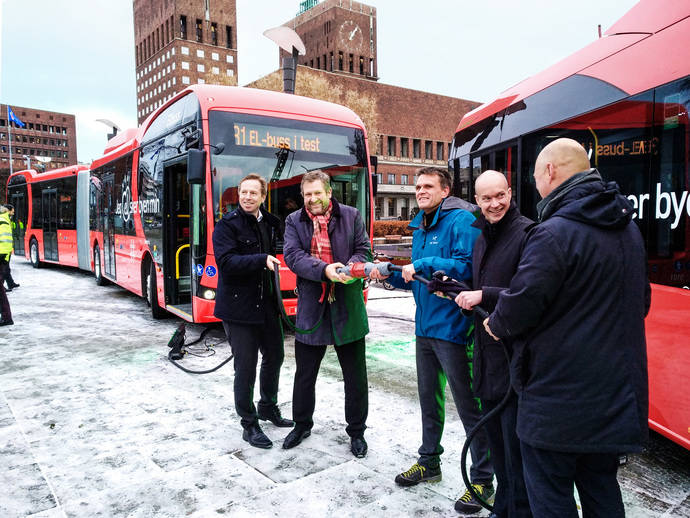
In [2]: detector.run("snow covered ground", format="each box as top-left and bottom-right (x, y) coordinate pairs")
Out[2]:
(1, 260), (689, 517)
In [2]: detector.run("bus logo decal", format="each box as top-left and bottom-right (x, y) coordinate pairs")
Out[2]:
(196, 264), (204, 276)
(205, 266), (217, 277)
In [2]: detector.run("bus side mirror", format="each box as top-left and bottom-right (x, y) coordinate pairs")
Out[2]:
(187, 149), (206, 184)
(370, 155), (378, 197)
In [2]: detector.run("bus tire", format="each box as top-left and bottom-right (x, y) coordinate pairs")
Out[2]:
(94, 245), (107, 286)
(146, 261), (166, 320)
(29, 238), (40, 269)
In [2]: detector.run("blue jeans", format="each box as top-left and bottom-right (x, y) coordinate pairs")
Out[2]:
(416, 336), (493, 485)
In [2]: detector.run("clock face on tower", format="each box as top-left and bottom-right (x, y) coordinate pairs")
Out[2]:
(338, 20), (364, 51)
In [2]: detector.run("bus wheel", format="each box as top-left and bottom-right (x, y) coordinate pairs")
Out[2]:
(94, 246), (107, 286)
(29, 239), (40, 268)
(146, 262), (166, 320)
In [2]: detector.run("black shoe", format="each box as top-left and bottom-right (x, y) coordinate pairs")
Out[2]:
(0, 319), (13, 326)
(258, 407), (294, 428)
(350, 436), (368, 458)
(395, 462), (442, 486)
(4, 287), (11, 292)
(282, 427), (311, 449)
(8, 284), (19, 289)
(242, 423), (272, 449)
(454, 483), (495, 514)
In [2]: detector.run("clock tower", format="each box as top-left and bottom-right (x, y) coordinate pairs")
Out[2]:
(281, 0), (378, 80)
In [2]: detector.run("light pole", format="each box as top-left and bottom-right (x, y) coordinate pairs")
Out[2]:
(95, 119), (122, 141)
(22, 154), (31, 170)
(263, 26), (306, 94)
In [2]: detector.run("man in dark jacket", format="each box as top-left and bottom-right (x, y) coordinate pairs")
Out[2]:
(213, 174), (294, 450)
(373, 167), (493, 515)
(485, 138), (650, 518)
(282, 170), (371, 458)
(456, 170), (533, 518)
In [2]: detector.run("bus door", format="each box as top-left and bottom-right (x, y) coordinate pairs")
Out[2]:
(162, 156), (192, 312)
(41, 189), (58, 262)
(9, 191), (26, 256)
(102, 174), (116, 278)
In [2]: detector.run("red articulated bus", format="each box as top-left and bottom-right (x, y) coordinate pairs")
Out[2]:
(448, 0), (690, 450)
(6, 165), (91, 270)
(7, 85), (375, 323)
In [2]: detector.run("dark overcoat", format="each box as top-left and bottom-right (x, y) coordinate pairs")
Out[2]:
(489, 172), (651, 453)
(212, 206), (282, 324)
(283, 198), (371, 346)
(471, 204), (533, 400)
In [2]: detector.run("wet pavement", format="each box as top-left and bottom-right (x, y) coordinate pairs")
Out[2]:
(1, 260), (689, 517)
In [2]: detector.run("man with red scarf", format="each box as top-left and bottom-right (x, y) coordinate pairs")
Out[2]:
(282, 170), (372, 458)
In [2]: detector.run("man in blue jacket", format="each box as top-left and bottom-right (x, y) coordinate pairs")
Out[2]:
(213, 174), (294, 450)
(282, 170), (372, 458)
(373, 167), (494, 514)
(485, 138), (650, 517)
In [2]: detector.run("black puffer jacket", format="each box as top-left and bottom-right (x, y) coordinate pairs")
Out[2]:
(471, 203), (533, 400)
(212, 206), (282, 324)
(489, 170), (651, 453)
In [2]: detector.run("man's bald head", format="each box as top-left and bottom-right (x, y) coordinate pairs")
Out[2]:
(475, 170), (512, 224)
(475, 170), (509, 195)
(533, 138), (591, 198)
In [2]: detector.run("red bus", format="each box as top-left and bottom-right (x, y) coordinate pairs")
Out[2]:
(7, 165), (91, 270)
(8, 85), (375, 323)
(449, 0), (690, 450)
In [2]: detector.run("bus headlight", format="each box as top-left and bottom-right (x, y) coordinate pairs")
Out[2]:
(201, 288), (216, 300)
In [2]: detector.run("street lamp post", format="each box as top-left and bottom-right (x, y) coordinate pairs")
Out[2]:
(263, 26), (306, 95)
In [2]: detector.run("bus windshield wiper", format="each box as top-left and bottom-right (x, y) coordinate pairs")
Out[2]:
(270, 146), (295, 183)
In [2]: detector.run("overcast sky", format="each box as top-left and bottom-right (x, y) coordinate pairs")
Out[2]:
(0, 0), (639, 164)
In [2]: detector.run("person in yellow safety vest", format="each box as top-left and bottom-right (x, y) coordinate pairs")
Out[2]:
(0, 205), (14, 325)
(3, 204), (19, 291)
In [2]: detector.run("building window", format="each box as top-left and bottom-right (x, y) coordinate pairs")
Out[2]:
(212, 66), (219, 75)
(197, 63), (205, 72)
(182, 76), (190, 84)
(338, 51), (343, 71)
(387, 136), (396, 156)
(349, 53), (354, 73)
(196, 19), (203, 43)
(401, 138), (409, 157)
(211, 23), (218, 46)
(359, 56), (364, 75)
(181, 61), (190, 70)
(425, 141), (432, 159)
(316, 56), (320, 69)
(181, 46), (189, 55)
(401, 175), (408, 185)
(197, 49), (205, 58)
(413, 139), (421, 158)
(436, 142), (444, 160)
(226, 55), (234, 63)
(226, 26), (233, 48)
(226, 69), (234, 76)
(387, 173), (395, 184)
(376, 173), (382, 184)
(180, 15), (187, 39)
(329, 51), (334, 71)
(212, 52), (219, 61)
(388, 199), (395, 217)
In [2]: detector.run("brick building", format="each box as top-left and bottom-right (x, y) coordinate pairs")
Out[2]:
(0, 104), (77, 197)
(248, 67), (479, 220)
(282, 0), (378, 81)
(133, 0), (238, 125)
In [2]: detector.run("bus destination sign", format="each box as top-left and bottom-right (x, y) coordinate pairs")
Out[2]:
(233, 122), (350, 154)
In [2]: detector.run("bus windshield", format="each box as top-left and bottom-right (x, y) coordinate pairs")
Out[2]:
(208, 110), (369, 229)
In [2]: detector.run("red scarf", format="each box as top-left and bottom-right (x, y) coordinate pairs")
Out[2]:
(306, 201), (334, 302)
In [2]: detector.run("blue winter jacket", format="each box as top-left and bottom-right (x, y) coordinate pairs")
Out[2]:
(387, 196), (480, 344)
